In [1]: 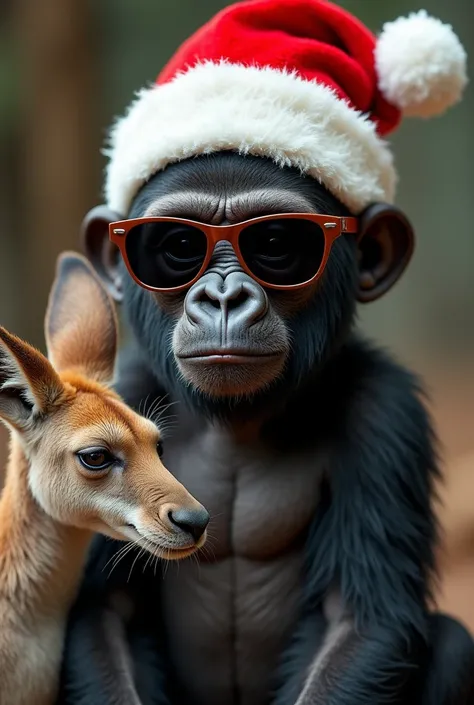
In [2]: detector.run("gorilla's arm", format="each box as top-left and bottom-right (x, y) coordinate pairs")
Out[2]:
(276, 612), (474, 705)
(274, 340), (474, 705)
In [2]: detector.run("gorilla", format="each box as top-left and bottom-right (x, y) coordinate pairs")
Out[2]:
(56, 152), (474, 705)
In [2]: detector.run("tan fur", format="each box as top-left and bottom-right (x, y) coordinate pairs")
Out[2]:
(0, 252), (207, 705)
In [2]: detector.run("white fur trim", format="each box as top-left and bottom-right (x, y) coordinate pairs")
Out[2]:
(104, 61), (397, 216)
(375, 10), (468, 119)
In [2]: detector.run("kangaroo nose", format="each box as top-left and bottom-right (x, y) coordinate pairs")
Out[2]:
(168, 507), (210, 542)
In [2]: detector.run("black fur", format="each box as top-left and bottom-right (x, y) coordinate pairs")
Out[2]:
(422, 614), (474, 704)
(303, 338), (439, 636)
(57, 154), (474, 705)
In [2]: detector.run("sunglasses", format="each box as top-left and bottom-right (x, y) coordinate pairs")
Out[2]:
(109, 213), (358, 292)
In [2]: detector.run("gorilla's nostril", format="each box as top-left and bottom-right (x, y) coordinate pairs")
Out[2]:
(168, 507), (210, 542)
(228, 290), (248, 310)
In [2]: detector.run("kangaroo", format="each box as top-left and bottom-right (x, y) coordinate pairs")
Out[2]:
(0, 252), (209, 705)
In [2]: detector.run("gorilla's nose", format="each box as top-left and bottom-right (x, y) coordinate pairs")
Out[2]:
(168, 507), (210, 542)
(185, 271), (268, 328)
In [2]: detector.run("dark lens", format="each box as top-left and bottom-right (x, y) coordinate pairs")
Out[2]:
(125, 221), (207, 289)
(239, 218), (326, 286)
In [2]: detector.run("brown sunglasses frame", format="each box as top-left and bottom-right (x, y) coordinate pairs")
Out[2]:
(109, 212), (359, 293)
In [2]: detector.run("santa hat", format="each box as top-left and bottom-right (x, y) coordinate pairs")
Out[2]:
(104, 0), (468, 216)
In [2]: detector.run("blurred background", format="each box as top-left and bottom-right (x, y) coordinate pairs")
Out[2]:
(0, 0), (473, 630)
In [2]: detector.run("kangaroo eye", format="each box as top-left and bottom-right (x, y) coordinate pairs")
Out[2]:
(156, 441), (164, 458)
(77, 448), (115, 471)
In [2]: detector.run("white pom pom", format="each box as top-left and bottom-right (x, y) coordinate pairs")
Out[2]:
(375, 10), (468, 118)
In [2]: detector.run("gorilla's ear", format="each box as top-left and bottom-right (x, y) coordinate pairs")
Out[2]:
(81, 205), (124, 303)
(356, 203), (415, 303)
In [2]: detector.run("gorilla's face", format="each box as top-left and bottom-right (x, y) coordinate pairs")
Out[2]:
(82, 153), (413, 413)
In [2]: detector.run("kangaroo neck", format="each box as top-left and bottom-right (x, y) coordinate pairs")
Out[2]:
(0, 434), (92, 617)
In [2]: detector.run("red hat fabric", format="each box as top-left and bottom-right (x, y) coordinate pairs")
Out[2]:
(156, 0), (401, 137)
(104, 0), (467, 216)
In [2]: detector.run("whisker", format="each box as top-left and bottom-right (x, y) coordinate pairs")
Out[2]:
(143, 394), (169, 422)
(105, 541), (136, 572)
(199, 543), (216, 562)
(151, 402), (180, 426)
(156, 395), (179, 414)
(105, 540), (142, 579)
(147, 395), (179, 424)
(127, 543), (149, 583)
(138, 394), (146, 417)
(153, 399), (179, 417)
(102, 541), (131, 574)
(155, 415), (177, 423)
(163, 549), (171, 577)
(155, 418), (179, 431)
(154, 403), (179, 420)
(158, 553), (166, 578)
(156, 425), (178, 440)
(142, 540), (158, 573)
(153, 551), (160, 577)
(154, 415), (179, 428)
(203, 530), (219, 548)
(140, 537), (158, 572)
(140, 393), (153, 419)
(147, 397), (164, 422)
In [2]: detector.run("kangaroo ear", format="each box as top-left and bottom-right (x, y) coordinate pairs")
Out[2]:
(0, 326), (64, 432)
(45, 252), (118, 384)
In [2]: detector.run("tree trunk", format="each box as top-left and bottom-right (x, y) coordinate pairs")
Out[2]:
(13, 0), (101, 349)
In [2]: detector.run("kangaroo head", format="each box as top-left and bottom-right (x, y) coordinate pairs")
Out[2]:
(0, 253), (208, 558)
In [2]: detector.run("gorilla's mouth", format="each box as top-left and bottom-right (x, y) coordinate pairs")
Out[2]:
(178, 350), (283, 364)
(175, 349), (287, 397)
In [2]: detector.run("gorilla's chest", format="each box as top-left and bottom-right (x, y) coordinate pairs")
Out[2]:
(160, 422), (326, 705)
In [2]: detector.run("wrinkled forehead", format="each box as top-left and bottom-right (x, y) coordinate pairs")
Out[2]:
(129, 153), (345, 221)
(143, 189), (315, 222)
